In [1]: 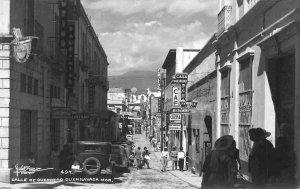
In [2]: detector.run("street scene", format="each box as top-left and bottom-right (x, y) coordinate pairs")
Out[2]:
(0, 0), (300, 188)
(0, 133), (200, 189)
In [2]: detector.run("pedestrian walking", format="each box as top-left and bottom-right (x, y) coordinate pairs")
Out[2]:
(170, 146), (178, 171)
(177, 147), (185, 171)
(248, 128), (274, 187)
(201, 135), (237, 189)
(134, 147), (143, 170)
(142, 147), (151, 169)
(157, 141), (161, 151)
(161, 147), (169, 172)
(152, 138), (157, 152)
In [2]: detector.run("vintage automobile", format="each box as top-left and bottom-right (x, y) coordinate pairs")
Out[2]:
(111, 144), (129, 169)
(112, 141), (134, 157)
(71, 141), (113, 176)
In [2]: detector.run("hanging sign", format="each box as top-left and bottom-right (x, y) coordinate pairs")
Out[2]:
(11, 28), (38, 64)
(169, 124), (181, 131)
(172, 108), (190, 113)
(170, 113), (181, 120)
(172, 86), (180, 107)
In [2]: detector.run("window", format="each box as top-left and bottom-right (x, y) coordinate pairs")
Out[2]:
(57, 87), (61, 99)
(27, 76), (32, 94)
(20, 110), (37, 159)
(20, 74), (27, 92)
(238, 57), (253, 161)
(50, 85), (53, 98)
(220, 69), (230, 135)
(33, 79), (38, 95)
(50, 85), (61, 99)
(20, 74), (39, 96)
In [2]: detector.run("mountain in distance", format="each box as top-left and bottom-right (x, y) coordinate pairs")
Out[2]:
(108, 70), (158, 93)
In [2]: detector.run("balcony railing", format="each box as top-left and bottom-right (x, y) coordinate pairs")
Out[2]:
(217, 6), (232, 36)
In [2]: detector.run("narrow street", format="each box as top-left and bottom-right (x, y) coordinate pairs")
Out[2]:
(1, 133), (199, 189)
(54, 133), (198, 189)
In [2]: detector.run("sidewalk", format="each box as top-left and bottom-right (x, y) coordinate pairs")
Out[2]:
(142, 132), (202, 188)
(151, 149), (202, 189)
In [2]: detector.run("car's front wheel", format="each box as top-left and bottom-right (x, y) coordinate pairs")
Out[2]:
(82, 157), (101, 176)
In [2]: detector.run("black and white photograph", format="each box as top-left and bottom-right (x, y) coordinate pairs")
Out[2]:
(0, 0), (299, 188)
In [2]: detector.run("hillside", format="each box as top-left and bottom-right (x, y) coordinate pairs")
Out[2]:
(108, 70), (158, 93)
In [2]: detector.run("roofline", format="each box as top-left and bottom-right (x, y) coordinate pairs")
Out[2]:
(183, 34), (217, 73)
(162, 49), (176, 69)
(77, 0), (108, 60)
(162, 48), (201, 69)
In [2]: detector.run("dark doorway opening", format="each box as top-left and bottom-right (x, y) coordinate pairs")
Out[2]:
(204, 116), (212, 142)
(267, 54), (295, 143)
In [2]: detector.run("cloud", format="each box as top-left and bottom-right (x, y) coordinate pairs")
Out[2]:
(99, 20), (211, 75)
(82, 0), (218, 17)
(81, 0), (218, 75)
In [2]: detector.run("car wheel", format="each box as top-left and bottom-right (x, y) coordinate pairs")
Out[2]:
(82, 157), (101, 176)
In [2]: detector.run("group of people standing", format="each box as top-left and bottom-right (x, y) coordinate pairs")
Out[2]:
(161, 146), (185, 172)
(201, 124), (296, 189)
(131, 146), (151, 169)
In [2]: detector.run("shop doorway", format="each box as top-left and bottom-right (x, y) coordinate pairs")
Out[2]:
(267, 54), (295, 145)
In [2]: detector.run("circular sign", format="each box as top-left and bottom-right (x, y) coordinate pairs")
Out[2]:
(13, 42), (31, 63)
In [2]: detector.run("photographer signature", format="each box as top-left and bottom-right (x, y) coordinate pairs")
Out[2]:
(13, 164), (53, 177)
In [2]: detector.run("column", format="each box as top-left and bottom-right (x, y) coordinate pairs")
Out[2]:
(216, 55), (221, 139)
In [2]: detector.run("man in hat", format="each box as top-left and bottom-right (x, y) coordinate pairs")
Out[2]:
(248, 128), (274, 187)
(201, 135), (236, 189)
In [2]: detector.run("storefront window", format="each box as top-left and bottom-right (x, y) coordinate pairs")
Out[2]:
(221, 69), (230, 135)
(238, 57), (253, 161)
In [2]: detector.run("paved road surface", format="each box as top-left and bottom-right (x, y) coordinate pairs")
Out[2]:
(0, 133), (197, 189)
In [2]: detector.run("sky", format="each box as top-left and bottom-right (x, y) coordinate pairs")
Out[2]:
(81, 0), (219, 76)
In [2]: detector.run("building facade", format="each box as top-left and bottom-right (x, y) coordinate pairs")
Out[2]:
(214, 0), (300, 182)
(0, 0), (108, 182)
(183, 35), (217, 174)
(161, 48), (199, 154)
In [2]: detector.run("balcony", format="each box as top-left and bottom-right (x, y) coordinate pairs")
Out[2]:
(217, 6), (232, 36)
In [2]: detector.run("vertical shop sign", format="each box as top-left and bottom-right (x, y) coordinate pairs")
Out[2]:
(59, 0), (68, 49)
(172, 86), (180, 107)
(87, 80), (95, 110)
(157, 69), (161, 90)
(157, 97), (161, 113)
(59, 0), (76, 90)
(65, 23), (75, 90)
(181, 83), (186, 101)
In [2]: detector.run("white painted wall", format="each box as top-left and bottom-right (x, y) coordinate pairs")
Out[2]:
(0, 0), (10, 34)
